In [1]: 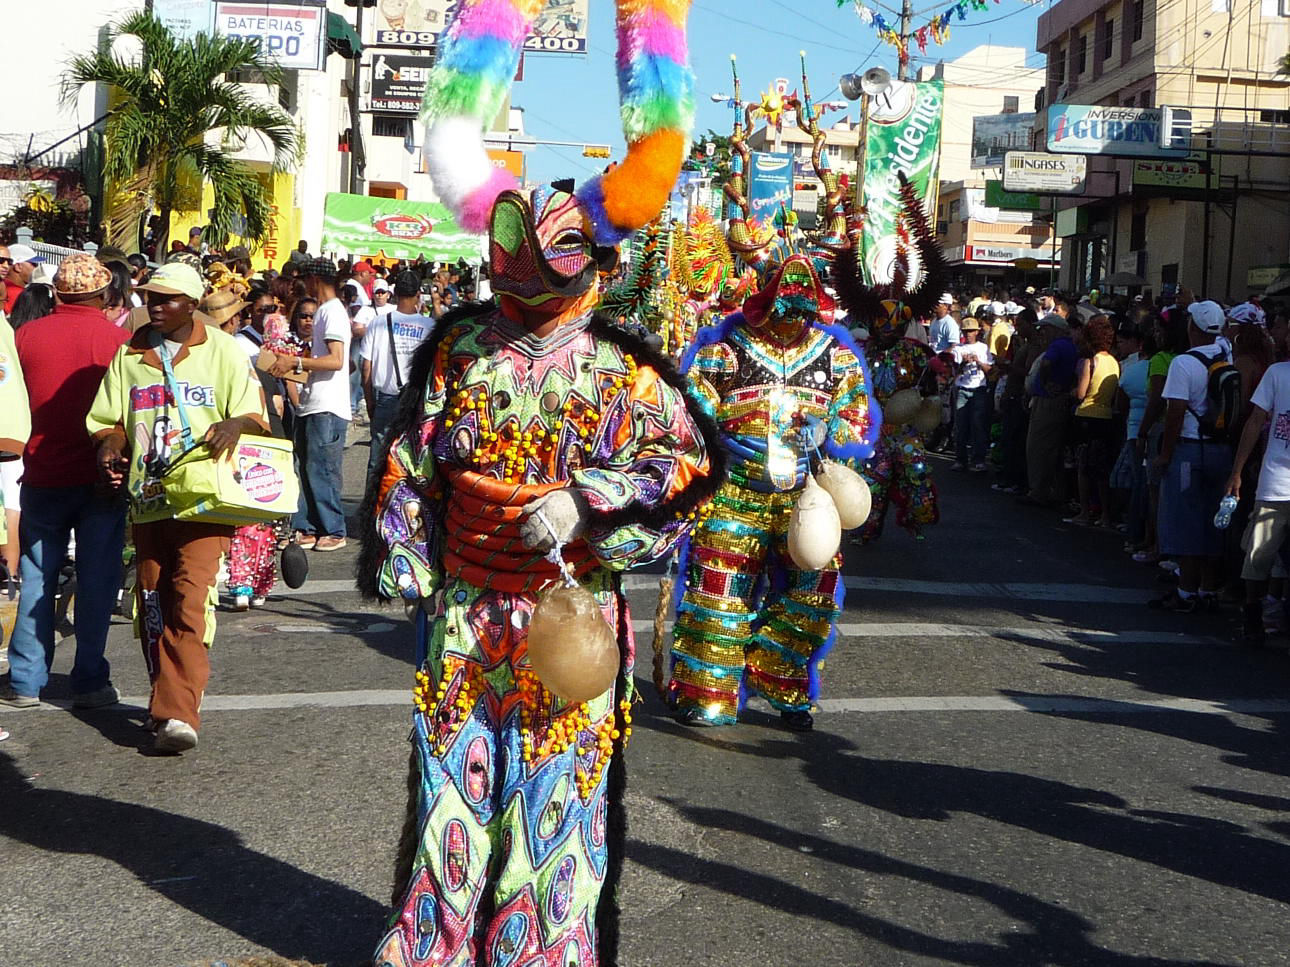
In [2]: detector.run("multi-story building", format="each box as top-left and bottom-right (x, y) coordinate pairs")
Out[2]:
(1035, 0), (1290, 299)
(918, 45), (1058, 290)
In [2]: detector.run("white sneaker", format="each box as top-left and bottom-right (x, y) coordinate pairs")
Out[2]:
(154, 719), (198, 753)
(251, 595), (266, 608)
(233, 594), (250, 611)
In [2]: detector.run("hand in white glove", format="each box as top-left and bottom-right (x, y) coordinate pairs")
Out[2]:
(520, 488), (592, 552)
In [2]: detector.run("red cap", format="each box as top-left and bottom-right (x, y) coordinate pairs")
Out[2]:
(352, 260), (375, 273)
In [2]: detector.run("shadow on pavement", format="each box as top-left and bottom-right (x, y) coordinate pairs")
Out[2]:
(0, 753), (385, 965)
(637, 801), (1234, 967)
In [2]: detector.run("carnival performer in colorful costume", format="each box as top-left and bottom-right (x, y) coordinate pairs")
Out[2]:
(359, 2), (720, 966)
(832, 174), (951, 544)
(666, 254), (880, 731)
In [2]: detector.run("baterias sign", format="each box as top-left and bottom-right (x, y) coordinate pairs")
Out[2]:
(214, 1), (327, 72)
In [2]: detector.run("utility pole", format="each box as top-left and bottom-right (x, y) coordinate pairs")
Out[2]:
(347, 2), (368, 195)
(897, 0), (914, 80)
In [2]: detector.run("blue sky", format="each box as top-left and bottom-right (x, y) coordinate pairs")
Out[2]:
(516, 0), (1049, 186)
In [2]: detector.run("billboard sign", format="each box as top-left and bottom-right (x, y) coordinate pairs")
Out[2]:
(372, 0), (587, 53)
(1002, 151), (1087, 193)
(321, 193), (479, 261)
(213, 1), (326, 71)
(1046, 104), (1189, 157)
(1131, 159), (1215, 194)
(370, 53), (435, 113)
(152, 0), (213, 41)
(971, 112), (1036, 168)
(747, 152), (795, 221)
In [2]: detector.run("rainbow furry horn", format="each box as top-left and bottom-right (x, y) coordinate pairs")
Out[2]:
(421, 0), (695, 244)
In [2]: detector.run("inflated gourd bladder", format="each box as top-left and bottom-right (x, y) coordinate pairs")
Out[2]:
(787, 474), (842, 570)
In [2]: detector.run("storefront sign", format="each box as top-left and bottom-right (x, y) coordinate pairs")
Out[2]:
(371, 0), (587, 53)
(370, 53), (435, 113)
(1002, 151), (1087, 193)
(859, 78), (944, 286)
(1046, 104), (1188, 158)
(984, 180), (1045, 211)
(1131, 159), (1213, 192)
(152, 0), (213, 41)
(213, 1), (326, 72)
(487, 149), (525, 178)
(1248, 264), (1290, 289)
(964, 244), (1053, 264)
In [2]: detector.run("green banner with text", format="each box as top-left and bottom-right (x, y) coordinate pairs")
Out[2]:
(321, 193), (482, 262)
(860, 79), (944, 286)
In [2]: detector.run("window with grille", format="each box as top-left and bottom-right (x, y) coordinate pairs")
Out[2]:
(1003, 95), (1019, 113)
(373, 115), (413, 138)
(1132, 0), (1145, 41)
(1104, 19), (1115, 59)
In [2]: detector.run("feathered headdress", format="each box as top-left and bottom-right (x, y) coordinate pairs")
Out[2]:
(422, 0), (695, 245)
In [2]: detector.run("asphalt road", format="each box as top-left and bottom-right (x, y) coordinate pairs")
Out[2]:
(3, 431), (1290, 967)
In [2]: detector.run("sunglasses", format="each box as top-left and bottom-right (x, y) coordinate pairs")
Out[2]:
(296, 312), (315, 319)
(0, 258), (12, 267)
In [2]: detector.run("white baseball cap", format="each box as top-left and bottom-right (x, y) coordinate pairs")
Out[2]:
(7, 243), (43, 264)
(937, 292), (953, 305)
(989, 300), (1006, 317)
(1188, 300), (1226, 334)
(372, 278), (392, 293)
(1003, 301), (1021, 315)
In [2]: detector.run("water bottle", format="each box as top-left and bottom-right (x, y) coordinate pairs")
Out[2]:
(1214, 494), (1238, 530)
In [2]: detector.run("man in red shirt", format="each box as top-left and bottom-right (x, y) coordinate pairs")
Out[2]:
(0, 254), (130, 710)
(2, 244), (44, 315)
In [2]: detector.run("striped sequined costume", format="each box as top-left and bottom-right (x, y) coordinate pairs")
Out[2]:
(857, 338), (939, 543)
(361, 308), (718, 967)
(666, 311), (879, 724)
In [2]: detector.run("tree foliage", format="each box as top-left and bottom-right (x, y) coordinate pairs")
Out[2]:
(688, 130), (733, 189)
(64, 12), (302, 252)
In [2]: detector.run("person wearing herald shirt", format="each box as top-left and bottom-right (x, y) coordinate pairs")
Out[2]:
(1, 254), (130, 713)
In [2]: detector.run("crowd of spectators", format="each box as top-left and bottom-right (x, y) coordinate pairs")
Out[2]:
(0, 233), (446, 750)
(897, 281), (1290, 644)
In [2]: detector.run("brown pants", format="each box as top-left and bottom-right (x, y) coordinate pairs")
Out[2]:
(133, 518), (232, 730)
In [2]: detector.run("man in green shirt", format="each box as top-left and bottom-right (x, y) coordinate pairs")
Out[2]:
(87, 263), (268, 754)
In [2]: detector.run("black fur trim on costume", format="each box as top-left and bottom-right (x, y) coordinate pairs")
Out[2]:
(831, 243), (886, 325)
(391, 746), (420, 907)
(355, 303), (493, 601)
(587, 313), (728, 531)
(594, 575), (632, 967)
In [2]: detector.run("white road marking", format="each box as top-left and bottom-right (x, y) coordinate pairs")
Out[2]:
(630, 620), (1219, 646)
(37, 692), (1290, 717)
(619, 573), (1147, 603)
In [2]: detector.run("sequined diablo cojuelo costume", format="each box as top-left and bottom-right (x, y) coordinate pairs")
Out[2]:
(858, 336), (939, 543)
(362, 307), (718, 966)
(666, 257), (880, 725)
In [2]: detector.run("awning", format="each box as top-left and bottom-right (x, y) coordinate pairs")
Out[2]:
(326, 11), (363, 60)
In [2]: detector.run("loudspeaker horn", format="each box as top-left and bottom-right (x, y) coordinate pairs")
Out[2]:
(860, 66), (892, 96)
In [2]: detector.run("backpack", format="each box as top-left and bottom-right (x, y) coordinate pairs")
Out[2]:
(1185, 349), (1241, 444)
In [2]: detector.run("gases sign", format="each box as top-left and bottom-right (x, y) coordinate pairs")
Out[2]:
(1002, 151), (1088, 193)
(1046, 105), (1188, 158)
(213, 1), (326, 71)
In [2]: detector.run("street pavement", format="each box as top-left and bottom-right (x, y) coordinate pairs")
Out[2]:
(3, 429), (1290, 967)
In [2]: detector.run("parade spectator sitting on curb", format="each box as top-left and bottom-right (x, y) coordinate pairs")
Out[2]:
(1, 254), (130, 712)
(87, 262), (269, 753)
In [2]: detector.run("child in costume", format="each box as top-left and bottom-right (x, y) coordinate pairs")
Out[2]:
(359, 2), (720, 965)
(666, 253), (880, 731)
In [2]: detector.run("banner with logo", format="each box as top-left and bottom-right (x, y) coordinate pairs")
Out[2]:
(747, 152), (794, 223)
(859, 78), (944, 287)
(321, 193), (479, 262)
(213, 1), (327, 71)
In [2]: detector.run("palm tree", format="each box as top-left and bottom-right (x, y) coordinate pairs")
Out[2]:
(65, 12), (302, 253)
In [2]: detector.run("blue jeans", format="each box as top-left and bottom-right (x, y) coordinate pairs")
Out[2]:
(293, 412), (348, 538)
(8, 484), (126, 698)
(954, 385), (991, 465)
(366, 391), (401, 482)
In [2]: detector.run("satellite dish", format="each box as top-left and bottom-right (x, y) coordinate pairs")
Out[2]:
(861, 67), (893, 96)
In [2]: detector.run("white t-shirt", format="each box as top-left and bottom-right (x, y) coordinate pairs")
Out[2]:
(359, 310), (433, 397)
(372, 300), (395, 317)
(952, 341), (993, 389)
(929, 314), (960, 353)
(1162, 343), (1227, 441)
(233, 326), (264, 358)
(1252, 362), (1290, 501)
(296, 297), (353, 421)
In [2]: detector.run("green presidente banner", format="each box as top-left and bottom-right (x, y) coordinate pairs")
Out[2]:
(321, 193), (481, 262)
(859, 78), (944, 287)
